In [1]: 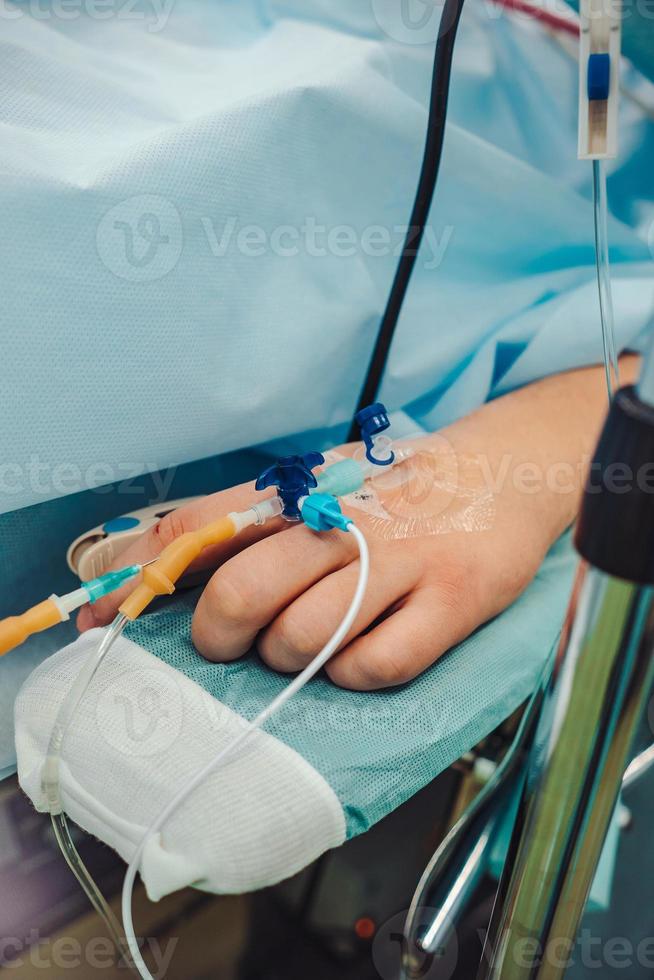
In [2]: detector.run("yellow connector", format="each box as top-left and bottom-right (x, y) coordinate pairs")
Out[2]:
(119, 515), (238, 621)
(0, 599), (63, 657)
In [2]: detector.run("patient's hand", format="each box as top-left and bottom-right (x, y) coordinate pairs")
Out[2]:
(78, 358), (637, 690)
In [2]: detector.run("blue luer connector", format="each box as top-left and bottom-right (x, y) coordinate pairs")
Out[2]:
(588, 52), (611, 102)
(301, 493), (352, 533)
(83, 565), (142, 603)
(256, 452), (325, 520)
(355, 402), (395, 467)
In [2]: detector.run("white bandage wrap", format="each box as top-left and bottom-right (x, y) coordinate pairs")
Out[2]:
(14, 631), (346, 899)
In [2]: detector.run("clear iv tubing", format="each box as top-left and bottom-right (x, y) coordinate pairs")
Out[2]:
(592, 159), (620, 398)
(51, 811), (136, 971)
(121, 522), (370, 980)
(43, 614), (129, 814)
(42, 615), (136, 971)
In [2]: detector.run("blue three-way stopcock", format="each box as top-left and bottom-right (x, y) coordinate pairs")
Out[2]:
(355, 402), (395, 466)
(256, 452), (325, 520)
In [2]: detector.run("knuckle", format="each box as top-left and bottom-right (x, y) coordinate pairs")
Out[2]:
(257, 640), (288, 673)
(277, 608), (318, 659)
(259, 609), (316, 671)
(371, 655), (409, 688)
(332, 651), (407, 690)
(205, 571), (251, 625)
(324, 660), (346, 687)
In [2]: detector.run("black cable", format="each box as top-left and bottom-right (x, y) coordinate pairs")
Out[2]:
(347, 0), (466, 441)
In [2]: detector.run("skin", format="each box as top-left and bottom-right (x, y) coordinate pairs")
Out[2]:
(78, 356), (639, 691)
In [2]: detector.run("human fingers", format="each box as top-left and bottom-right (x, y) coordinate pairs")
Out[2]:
(325, 576), (477, 690)
(191, 523), (359, 662)
(256, 546), (418, 673)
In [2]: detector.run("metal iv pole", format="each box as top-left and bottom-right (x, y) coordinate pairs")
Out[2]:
(474, 366), (654, 978)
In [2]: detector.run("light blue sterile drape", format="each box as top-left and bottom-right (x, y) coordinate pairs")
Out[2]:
(1, 0), (653, 519)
